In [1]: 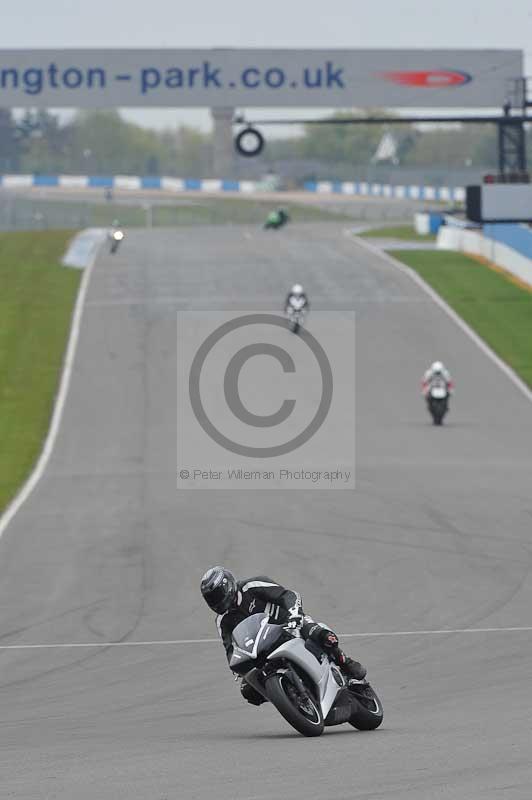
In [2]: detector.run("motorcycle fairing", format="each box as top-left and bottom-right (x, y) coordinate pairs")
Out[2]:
(266, 638), (341, 718)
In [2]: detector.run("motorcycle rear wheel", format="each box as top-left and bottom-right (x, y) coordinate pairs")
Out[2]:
(265, 673), (324, 737)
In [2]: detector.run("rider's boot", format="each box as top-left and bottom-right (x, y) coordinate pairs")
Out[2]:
(335, 649), (367, 681)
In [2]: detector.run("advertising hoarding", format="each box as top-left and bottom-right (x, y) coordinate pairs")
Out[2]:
(0, 49), (523, 108)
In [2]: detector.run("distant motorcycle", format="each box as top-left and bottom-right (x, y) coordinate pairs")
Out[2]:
(230, 613), (383, 737)
(109, 228), (124, 254)
(285, 291), (308, 334)
(264, 208), (289, 230)
(427, 377), (449, 425)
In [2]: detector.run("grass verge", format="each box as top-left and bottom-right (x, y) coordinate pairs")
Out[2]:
(361, 225), (436, 242)
(389, 249), (532, 388)
(0, 230), (81, 513)
(8, 195), (352, 229)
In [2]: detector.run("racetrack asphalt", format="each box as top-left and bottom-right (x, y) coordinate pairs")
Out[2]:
(0, 223), (531, 798)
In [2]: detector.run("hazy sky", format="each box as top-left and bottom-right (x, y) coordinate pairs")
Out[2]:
(1, 0), (531, 132)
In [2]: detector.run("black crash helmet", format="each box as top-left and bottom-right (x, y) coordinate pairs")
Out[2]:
(201, 566), (237, 614)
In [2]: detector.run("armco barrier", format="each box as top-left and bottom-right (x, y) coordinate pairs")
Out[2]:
(0, 174), (465, 201)
(437, 220), (532, 289)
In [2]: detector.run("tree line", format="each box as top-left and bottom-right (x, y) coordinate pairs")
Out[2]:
(0, 109), (209, 176)
(267, 111), (507, 170)
(0, 108), (529, 176)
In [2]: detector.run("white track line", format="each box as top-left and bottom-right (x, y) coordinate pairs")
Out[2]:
(0, 240), (98, 540)
(0, 638), (219, 650)
(352, 235), (532, 405)
(341, 626), (532, 638)
(1, 626), (532, 650)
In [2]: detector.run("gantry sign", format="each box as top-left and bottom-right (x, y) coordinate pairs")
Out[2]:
(0, 48), (527, 183)
(0, 49), (523, 107)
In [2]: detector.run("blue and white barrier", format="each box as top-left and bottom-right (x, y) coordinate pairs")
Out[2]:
(303, 180), (465, 203)
(414, 211), (445, 235)
(0, 174), (260, 193)
(0, 173), (465, 201)
(437, 220), (532, 289)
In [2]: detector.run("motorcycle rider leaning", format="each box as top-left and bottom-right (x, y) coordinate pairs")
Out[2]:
(285, 284), (309, 315)
(201, 566), (367, 706)
(422, 360), (454, 401)
(265, 207), (289, 229)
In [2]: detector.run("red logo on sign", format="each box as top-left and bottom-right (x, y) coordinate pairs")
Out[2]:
(378, 70), (472, 88)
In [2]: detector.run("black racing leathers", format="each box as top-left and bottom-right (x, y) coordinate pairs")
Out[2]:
(216, 576), (367, 702)
(216, 576), (302, 662)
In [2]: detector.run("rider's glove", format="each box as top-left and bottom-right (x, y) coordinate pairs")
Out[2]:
(321, 631), (340, 650)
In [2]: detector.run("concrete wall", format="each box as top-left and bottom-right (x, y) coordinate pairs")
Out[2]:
(437, 222), (532, 288)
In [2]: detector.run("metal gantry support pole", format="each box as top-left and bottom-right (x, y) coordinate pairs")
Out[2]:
(497, 79), (528, 179)
(211, 107), (236, 178)
(497, 119), (527, 177)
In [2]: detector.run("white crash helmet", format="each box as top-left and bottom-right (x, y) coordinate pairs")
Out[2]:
(431, 361), (444, 375)
(291, 284), (304, 296)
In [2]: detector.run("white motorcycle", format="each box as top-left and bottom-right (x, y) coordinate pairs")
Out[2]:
(229, 612), (383, 737)
(427, 377), (449, 425)
(109, 228), (124, 254)
(286, 297), (307, 334)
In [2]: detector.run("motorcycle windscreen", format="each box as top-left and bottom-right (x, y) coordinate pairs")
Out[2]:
(229, 613), (283, 673)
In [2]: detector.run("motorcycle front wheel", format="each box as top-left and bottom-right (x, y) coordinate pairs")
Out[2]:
(429, 398), (447, 426)
(348, 684), (383, 730)
(431, 406), (446, 425)
(265, 673), (324, 737)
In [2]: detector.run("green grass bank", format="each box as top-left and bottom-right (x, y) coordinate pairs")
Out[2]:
(0, 230), (81, 513)
(389, 249), (532, 389)
(360, 225), (436, 242)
